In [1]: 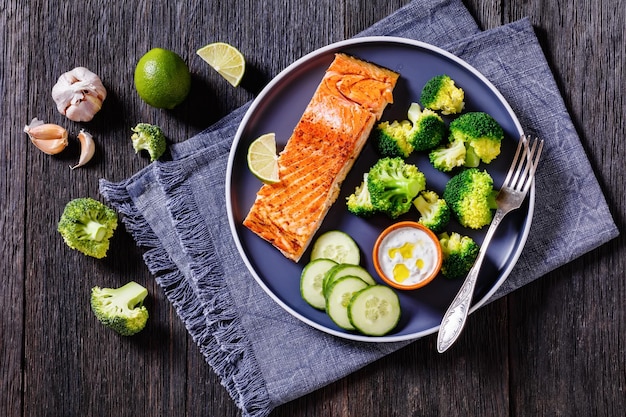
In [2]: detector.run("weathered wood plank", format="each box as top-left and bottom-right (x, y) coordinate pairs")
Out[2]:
(19, 2), (201, 416)
(1, 3), (27, 417)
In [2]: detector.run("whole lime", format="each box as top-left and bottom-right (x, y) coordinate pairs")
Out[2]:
(134, 47), (191, 109)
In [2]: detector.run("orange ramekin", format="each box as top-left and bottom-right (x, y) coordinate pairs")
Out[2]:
(372, 221), (442, 290)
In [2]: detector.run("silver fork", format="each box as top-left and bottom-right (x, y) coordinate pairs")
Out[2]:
(437, 135), (544, 353)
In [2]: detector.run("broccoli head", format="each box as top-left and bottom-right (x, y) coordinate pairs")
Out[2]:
(420, 74), (465, 115)
(374, 119), (415, 158)
(406, 103), (447, 152)
(131, 123), (167, 162)
(449, 112), (504, 165)
(91, 281), (149, 336)
(438, 232), (479, 279)
(428, 138), (467, 172)
(413, 190), (450, 233)
(443, 168), (498, 229)
(367, 157), (426, 218)
(373, 102), (447, 157)
(58, 197), (118, 258)
(346, 173), (376, 217)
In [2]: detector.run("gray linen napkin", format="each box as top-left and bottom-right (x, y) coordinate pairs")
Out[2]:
(99, 0), (618, 416)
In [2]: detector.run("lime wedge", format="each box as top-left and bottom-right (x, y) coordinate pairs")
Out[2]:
(196, 42), (245, 87)
(247, 133), (279, 184)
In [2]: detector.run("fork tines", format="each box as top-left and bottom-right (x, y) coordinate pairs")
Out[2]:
(504, 135), (544, 193)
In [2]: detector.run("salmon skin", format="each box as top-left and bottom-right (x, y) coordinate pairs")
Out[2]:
(243, 53), (399, 262)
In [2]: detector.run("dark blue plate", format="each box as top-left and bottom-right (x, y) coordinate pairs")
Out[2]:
(226, 37), (532, 342)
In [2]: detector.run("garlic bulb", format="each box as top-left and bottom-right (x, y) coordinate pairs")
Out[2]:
(70, 130), (96, 169)
(51, 67), (107, 122)
(24, 117), (68, 155)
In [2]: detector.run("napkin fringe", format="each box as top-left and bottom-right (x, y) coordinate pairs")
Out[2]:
(99, 176), (272, 417)
(157, 164), (272, 417)
(98, 178), (215, 351)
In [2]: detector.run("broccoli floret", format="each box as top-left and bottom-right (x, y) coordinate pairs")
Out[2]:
(90, 281), (149, 336)
(374, 119), (415, 158)
(413, 190), (450, 233)
(367, 157), (426, 219)
(438, 232), (479, 279)
(429, 112), (504, 171)
(443, 168), (498, 229)
(406, 103), (447, 151)
(346, 173), (376, 217)
(428, 138), (467, 172)
(131, 123), (167, 161)
(57, 197), (118, 258)
(449, 112), (504, 165)
(373, 103), (447, 157)
(420, 74), (465, 115)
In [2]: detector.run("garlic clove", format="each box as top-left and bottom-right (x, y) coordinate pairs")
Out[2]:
(65, 94), (103, 123)
(70, 129), (96, 169)
(24, 117), (69, 155)
(31, 138), (69, 155)
(51, 67), (107, 122)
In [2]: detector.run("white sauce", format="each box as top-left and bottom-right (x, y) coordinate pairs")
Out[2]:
(377, 226), (439, 286)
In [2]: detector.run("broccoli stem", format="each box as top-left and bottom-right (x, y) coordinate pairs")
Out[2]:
(413, 196), (429, 214)
(407, 102), (422, 124)
(406, 180), (422, 198)
(383, 179), (421, 202)
(84, 220), (108, 242)
(464, 145), (481, 167)
(487, 190), (499, 210)
(108, 281), (148, 310)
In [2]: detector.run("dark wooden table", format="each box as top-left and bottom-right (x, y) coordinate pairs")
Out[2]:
(3, 0), (624, 416)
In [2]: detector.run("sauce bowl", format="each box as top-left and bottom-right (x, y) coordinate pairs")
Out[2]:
(372, 221), (442, 290)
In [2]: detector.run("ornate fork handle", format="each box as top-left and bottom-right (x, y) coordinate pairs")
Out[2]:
(436, 208), (506, 353)
(436, 135), (542, 353)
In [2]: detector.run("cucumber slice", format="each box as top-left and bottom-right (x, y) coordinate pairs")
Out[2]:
(348, 285), (401, 336)
(310, 230), (360, 265)
(300, 258), (337, 310)
(323, 264), (376, 298)
(325, 276), (369, 330)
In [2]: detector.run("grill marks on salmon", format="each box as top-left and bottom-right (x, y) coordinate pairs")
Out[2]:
(243, 53), (399, 262)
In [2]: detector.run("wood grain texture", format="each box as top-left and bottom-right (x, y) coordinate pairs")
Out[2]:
(2, 0), (624, 416)
(1, 3), (27, 417)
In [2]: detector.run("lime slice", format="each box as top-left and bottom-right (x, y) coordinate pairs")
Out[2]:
(196, 42), (245, 87)
(247, 133), (279, 184)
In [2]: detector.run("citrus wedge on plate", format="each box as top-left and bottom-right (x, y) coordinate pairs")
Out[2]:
(247, 133), (279, 184)
(196, 42), (246, 87)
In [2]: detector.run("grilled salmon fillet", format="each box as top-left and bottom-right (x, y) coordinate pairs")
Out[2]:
(243, 53), (399, 262)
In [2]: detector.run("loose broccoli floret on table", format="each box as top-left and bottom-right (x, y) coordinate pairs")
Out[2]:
(413, 190), (450, 233)
(428, 138), (467, 172)
(367, 157), (426, 219)
(57, 197), (118, 259)
(443, 168), (498, 229)
(406, 103), (447, 152)
(131, 123), (167, 161)
(346, 173), (376, 217)
(438, 232), (479, 279)
(91, 281), (149, 336)
(420, 74), (465, 115)
(449, 112), (504, 165)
